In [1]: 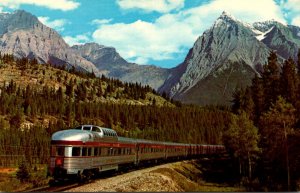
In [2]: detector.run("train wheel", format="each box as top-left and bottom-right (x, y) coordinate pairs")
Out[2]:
(77, 172), (85, 184)
(48, 179), (56, 187)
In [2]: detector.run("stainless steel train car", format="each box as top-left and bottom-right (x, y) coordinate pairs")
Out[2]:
(48, 125), (225, 181)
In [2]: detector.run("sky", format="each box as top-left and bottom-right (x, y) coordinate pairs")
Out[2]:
(0, 0), (299, 68)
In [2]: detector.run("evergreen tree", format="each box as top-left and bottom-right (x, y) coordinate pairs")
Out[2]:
(262, 51), (281, 111)
(251, 74), (265, 125)
(281, 58), (298, 106)
(259, 96), (296, 190)
(297, 49), (300, 72)
(223, 112), (260, 180)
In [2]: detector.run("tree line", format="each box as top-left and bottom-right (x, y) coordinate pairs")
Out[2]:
(229, 50), (300, 191)
(0, 54), (231, 168)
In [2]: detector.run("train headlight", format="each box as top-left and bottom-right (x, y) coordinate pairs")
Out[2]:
(55, 157), (63, 167)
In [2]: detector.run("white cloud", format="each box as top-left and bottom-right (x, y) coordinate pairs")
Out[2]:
(0, 0), (79, 11)
(64, 34), (90, 46)
(132, 57), (149, 64)
(281, 0), (300, 27)
(292, 16), (300, 26)
(91, 19), (113, 26)
(92, 0), (287, 65)
(282, 0), (300, 12)
(38, 17), (70, 31)
(117, 0), (184, 13)
(185, 0), (286, 24)
(92, 18), (194, 65)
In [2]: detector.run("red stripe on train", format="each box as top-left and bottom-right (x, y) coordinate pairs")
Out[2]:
(51, 140), (136, 148)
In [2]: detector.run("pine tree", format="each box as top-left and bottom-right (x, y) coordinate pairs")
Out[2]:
(259, 96), (296, 190)
(262, 51), (281, 111)
(281, 58), (298, 106)
(223, 112), (260, 179)
(251, 74), (265, 125)
(297, 49), (300, 72)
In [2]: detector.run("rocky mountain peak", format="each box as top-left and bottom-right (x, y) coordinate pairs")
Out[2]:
(253, 20), (285, 32)
(0, 9), (101, 76)
(0, 9), (40, 35)
(219, 11), (236, 20)
(159, 11), (272, 105)
(213, 11), (238, 27)
(72, 42), (129, 71)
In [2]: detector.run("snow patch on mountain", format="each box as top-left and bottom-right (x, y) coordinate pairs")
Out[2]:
(255, 26), (274, 41)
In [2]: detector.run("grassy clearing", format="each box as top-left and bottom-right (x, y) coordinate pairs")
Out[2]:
(0, 164), (50, 192)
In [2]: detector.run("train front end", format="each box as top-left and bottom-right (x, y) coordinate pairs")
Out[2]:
(49, 126), (94, 181)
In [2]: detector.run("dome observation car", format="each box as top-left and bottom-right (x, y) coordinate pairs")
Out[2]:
(51, 125), (118, 143)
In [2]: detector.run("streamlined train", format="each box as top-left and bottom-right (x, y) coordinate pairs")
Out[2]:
(48, 125), (225, 181)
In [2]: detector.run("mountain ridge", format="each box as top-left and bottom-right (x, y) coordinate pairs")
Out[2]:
(0, 10), (102, 75)
(0, 10), (169, 90)
(1, 10), (300, 106)
(158, 11), (300, 106)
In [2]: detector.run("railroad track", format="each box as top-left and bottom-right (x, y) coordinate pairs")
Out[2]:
(22, 159), (204, 192)
(25, 182), (81, 192)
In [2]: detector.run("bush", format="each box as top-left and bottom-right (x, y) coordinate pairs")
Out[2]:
(16, 160), (30, 182)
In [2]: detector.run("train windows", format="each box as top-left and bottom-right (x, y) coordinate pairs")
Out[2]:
(83, 126), (91, 131)
(88, 148), (92, 156)
(56, 146), (64, 156)
(92, 127), (100, 132)
(94, 147), (99, 156)
(72, 147), (81, 156)
(74, 126), (82, 130)
(82, 147), (88, 156)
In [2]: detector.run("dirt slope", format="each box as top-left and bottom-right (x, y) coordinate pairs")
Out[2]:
(67, 160), (244, 192)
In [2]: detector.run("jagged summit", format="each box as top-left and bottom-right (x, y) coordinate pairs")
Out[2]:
(0, 9), (101, 75)
(219, 11), (236, 20)
(0, 9), (40, 35)
(253, 20), (285, 32)
(213, 11), (237, 26)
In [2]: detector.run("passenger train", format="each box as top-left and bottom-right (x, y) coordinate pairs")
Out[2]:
(48, 125), (225, 181)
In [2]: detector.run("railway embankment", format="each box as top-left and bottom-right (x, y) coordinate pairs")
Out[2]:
(67, 159), (246, 192)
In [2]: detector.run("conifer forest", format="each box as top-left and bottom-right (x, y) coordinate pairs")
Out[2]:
(0, 51), (300, 191)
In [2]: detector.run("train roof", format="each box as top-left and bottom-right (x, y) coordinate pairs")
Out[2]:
(51, 125), (118, 142)
(51, 125), (224, 147)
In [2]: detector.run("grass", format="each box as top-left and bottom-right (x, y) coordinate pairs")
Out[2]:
(0, 164), (50, 192)
(151, 160), (246, 192)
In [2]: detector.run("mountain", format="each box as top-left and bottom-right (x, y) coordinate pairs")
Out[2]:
(159, 11), (300, 106)
(72, 43), (128, 71)
(73, 43), (170, 90)
(0, 10), (169, 90)
(253, 21), (300, 60)
(0, 10), (101, 75)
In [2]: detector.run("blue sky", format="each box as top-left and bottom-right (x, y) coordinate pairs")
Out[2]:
(0, 0), (300, 68)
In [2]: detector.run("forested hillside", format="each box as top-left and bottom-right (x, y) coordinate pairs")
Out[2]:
(0, 54), (232, 167)
(230, 50), (300, 191)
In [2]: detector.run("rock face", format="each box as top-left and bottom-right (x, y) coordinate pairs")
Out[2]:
(72, 43), (128, 71)
(159, 11), (300, 106)
(0, 10), (101, 75)
(73, 42), (170, 90)
(0, 10), (170, 90)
